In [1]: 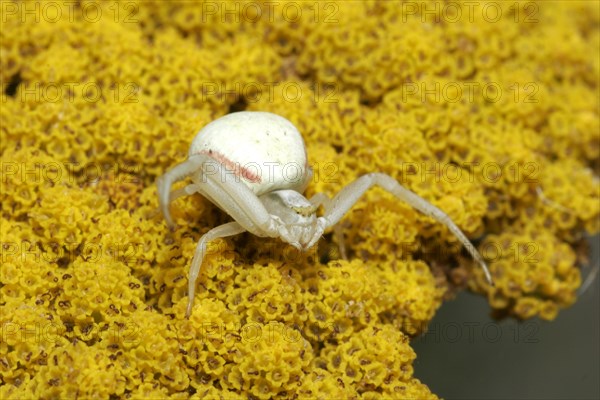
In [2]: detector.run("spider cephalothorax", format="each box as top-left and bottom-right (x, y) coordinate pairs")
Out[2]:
(157, 111), (493, 317)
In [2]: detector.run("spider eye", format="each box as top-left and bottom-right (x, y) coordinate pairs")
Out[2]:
(291, 205), (317, 217)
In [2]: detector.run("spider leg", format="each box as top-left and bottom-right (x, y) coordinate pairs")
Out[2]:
(158, 154), (280, 237)
(185, 154), (280, 237)
(309, 192), (330, 208)
(333, 224), (348, 260)
(179, 155), (289, 318)
(168, 184), (198, 203)
(322, 173), (493, 285)
(149, 185), (198, 226)
(186, 221), (246, 318)
(179, 180), (259, 232)
(309, 193), (347, 259)
(157, 156), (204, 228)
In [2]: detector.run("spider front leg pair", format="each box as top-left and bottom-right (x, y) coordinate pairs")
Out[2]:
(157, 153), (286, 317)
(156, 111), (493, 318)
(309, 173), (492, 280)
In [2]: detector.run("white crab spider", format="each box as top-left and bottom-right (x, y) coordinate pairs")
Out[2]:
(157, 111), (493, 317)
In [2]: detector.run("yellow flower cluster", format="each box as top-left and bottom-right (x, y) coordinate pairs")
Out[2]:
(474, 229), (581, 320)
(314, 325), (436, 398)
(1, 0), (598, 398)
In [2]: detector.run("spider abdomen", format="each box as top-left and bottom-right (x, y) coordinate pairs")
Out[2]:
(189, 111), (309, 195)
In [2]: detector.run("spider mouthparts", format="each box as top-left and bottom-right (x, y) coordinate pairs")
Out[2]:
(290, 242), (308, 251)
